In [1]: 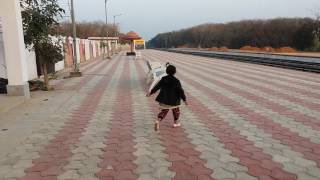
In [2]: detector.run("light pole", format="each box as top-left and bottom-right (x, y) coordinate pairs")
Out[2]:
(113, 13), (123, 53)
(113, 13), (123, 36)
(70, 0), (81, 76)
(105, 0), (111, 59)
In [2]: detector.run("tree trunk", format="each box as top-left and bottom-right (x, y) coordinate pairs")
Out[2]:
(43, 62), (49, 91)
(35, 46), (42, 78)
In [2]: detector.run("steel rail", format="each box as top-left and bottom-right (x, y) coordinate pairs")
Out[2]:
(163, 49), (320, 73)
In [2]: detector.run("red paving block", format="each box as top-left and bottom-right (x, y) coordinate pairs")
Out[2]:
(187, 156), (205, 165)
(168, 153), (188, 162)
(247, 165), (271, 177)
(230, 149), (252, 158)
(183, 148), (202, 156)
(115, 162), (137, 171)
(96, 169), (116, 177)
(116, 153), (136, 161)
(191, 165), (214, 176)
(171, 161), (193, 172)
(251, 152), (272, 161)
(25, 163), (49, 173)
(239, 157), (261, 166)
(260, 160), (282, 170)
(40, 166), (63, 176)
(173, 173), (197, 180)
(32, 157), (55, 164)
(271, 168), (297, 180)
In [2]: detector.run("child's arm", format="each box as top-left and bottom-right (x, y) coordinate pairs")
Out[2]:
(178, 80), (187, 103)
(146, 78), (163, 96)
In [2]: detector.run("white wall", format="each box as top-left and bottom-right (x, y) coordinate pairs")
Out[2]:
(52, 36), (64, 72)
(25, 49), (37, 80)
(0, 33), (104, 81)
(0, 33), (7, 79)
(55, 61), (64, 71)
(85, 39), (90, 61)
(92, 42), (97, 58)
(0, 32), (37, 80)
(76, 39), (80, 63)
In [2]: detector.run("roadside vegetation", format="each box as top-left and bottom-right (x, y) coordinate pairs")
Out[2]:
(21, 0), (64, 90)
(50, 21), (119, 39)
(149, 18), (320, 52)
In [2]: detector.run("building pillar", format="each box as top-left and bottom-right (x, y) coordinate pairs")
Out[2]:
(0, 0), (30, 98)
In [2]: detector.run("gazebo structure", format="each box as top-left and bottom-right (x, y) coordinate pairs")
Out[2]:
(123, 31), (141, 56)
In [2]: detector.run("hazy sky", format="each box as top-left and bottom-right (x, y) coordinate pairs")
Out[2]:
(61, 0), (320, 40)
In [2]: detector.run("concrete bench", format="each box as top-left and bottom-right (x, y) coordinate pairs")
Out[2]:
(135, 51), (142, 60)
(146, 60), (167, 93)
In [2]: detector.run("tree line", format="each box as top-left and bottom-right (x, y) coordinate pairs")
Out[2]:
(148, 18), (320, 51)
(50, 21), (119, 39)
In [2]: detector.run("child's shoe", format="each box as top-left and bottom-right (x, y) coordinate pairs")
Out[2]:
(173, 123), (181, 128)
(154, 121), (160, 131)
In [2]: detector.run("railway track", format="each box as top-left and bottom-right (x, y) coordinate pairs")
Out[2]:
(163, 48), (320, 73)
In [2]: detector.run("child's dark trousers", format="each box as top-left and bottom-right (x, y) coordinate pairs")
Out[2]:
(158, 108), (180, 123)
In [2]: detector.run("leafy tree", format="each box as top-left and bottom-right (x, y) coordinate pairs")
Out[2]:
(21, 0), (65, 90)
(293, 22), (315, 50)
(50, 21), (118, 39)
(149, 18), (318, 51)
(313, 9), (320, 51)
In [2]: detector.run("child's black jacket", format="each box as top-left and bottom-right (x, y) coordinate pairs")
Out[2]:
(150, 75), (186, 106)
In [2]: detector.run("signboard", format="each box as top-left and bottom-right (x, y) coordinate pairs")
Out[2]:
(134, 39), (145, 45)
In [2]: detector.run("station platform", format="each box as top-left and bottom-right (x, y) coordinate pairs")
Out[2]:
(0, 50), (320, 180)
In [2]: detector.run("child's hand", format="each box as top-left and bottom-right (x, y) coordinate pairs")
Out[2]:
(146, 93), (151, 97)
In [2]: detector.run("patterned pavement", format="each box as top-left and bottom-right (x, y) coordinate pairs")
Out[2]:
(0, 50), (320, 180)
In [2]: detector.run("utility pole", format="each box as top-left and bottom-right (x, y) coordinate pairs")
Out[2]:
(70, 0), (81, 76)
(113, 13), (123, 37)
(105, 0), (111, 59)
(113, 15), (116, 37)
(113, 16), (116, 54)
(113, 13), (123, 54)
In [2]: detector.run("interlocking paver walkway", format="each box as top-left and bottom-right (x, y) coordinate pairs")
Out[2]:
(0, 50), (320, 180)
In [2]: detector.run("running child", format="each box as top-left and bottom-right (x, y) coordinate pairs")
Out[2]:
(146, 64), (187, 131)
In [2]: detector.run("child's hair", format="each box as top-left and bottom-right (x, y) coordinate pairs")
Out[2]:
(166, 65), (176, 75)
